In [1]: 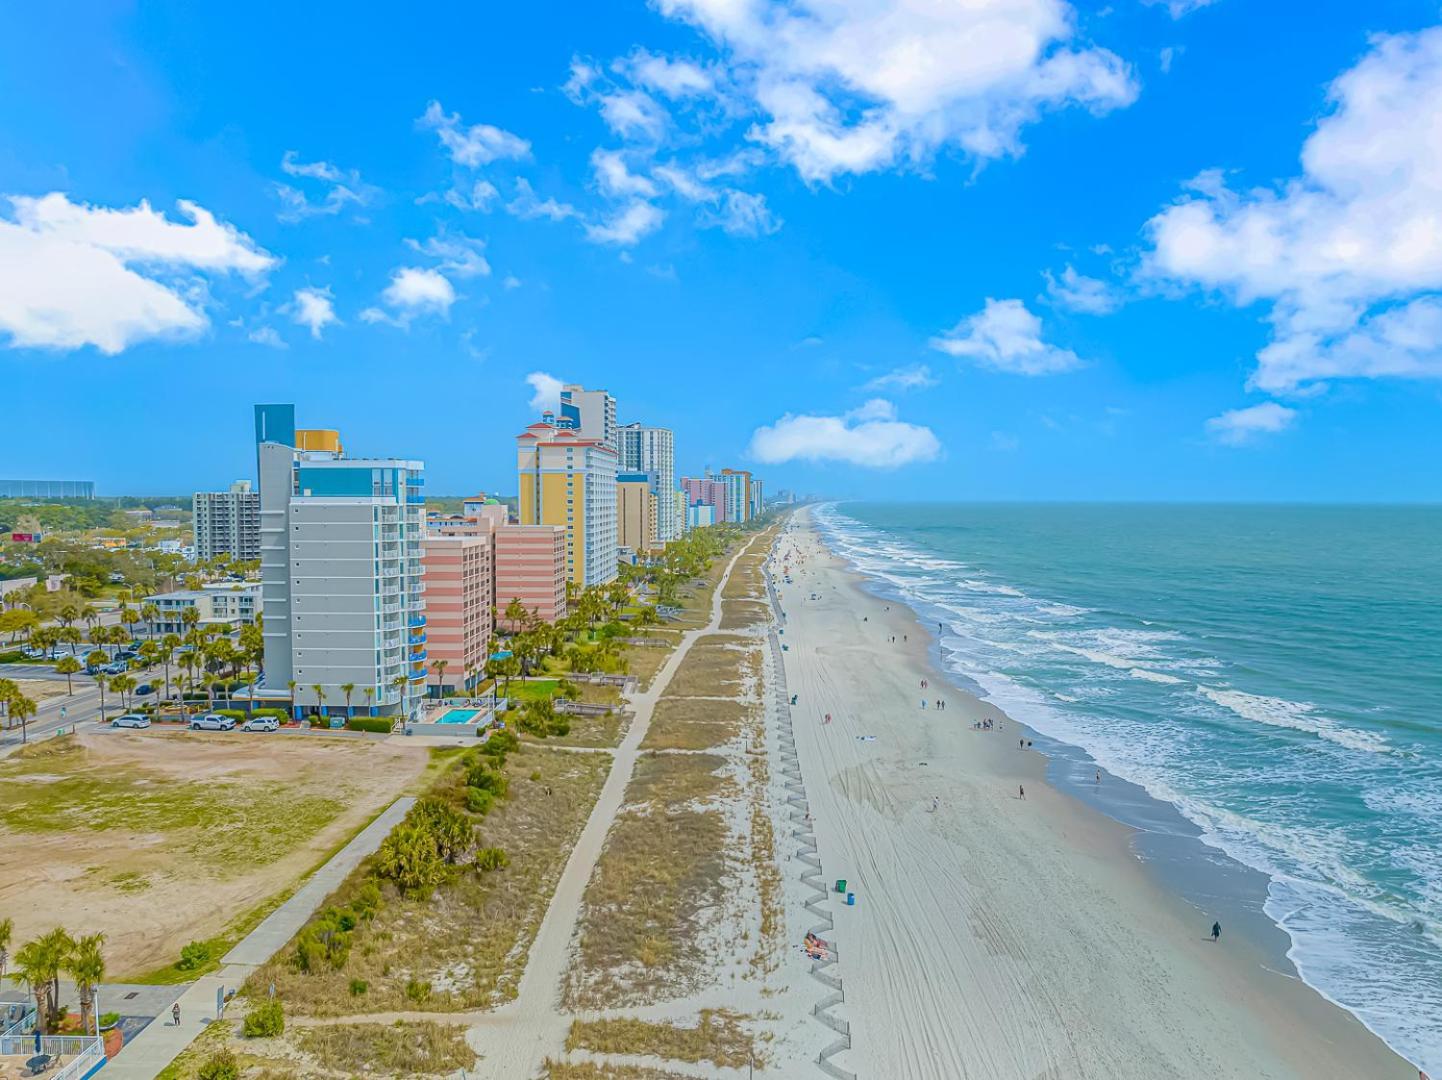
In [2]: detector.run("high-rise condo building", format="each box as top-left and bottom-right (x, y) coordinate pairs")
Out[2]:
(560, 384), (618, 451)
(193, 480), (261, 562)
(682, 476), (730, 522)
(517, 417), (618, 588)
(421, 534), (492, 697)
(619, 422), (678, 545)
(616, 472), (658, 555)
(721, 469), (753, 523)
(256, 404), (428, 723)
(750, 478), (765, 518)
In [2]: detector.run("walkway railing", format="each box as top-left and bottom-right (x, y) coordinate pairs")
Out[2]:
(0, 1033), (105, 1080)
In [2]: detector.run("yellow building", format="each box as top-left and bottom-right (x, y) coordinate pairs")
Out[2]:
(295, 428), (343, 454)
(617, 473), (657, 555)
(516, 420), (618, 588)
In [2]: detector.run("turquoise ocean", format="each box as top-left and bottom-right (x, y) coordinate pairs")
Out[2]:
(814, 502), (1441, 1071)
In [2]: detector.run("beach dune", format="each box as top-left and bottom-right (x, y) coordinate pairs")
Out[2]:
(772, 510), (1413, 1080)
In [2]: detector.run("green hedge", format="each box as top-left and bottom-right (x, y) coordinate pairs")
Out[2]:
(215, 709), (247, 720)
(346, 717), (394, 734)
(251, 707), (288, 720)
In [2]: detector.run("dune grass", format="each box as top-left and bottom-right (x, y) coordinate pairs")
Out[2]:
(566, 1010), (760, 1068)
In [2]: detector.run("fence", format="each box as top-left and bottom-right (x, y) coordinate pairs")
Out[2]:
(0, 1033), (105, 1080)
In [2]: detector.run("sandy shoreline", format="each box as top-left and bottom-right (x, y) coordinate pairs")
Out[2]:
(771, 508), (1414, 1079)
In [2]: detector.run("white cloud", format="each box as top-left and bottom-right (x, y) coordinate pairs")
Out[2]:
(0, 192), (274, 354)
(1159, 46), (1178, 74)
(248, 325), (287, 349)
(591, 149), (659, 199)
(289, 286), (339, 339)
(1146, 0), (1218, 17)
(432, 179), (500, 213)
(864, 364), (939, 391)
(584, 200), (665, 246)
(361, 267), (455, 327)
(749, 398), (941, 467)
(503, 274), (522, 290)
(405, 230), (491, 278)
(598, 89), (669, 142)
(931, 298), (1082, 375)
(526, 371), (564, 413)
(1206, 402), (1296, 445)
(417, 101), (531, 166)
(1044, 264), (1120, 314)
(990, 431), (1020, 452)
(655, 0), (1137, 182)
(506, 179), (580, 222)
(275, 151), (378, 222)
(700, 189), (781, 237)
(620, 48), (717, 98)
(1144, 27), (1442, 394)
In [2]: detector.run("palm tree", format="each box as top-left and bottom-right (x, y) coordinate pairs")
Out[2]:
(287, 679), (298, 719)
(363, 686), (375, 717)
(430, 660), (448, 700)
(341, 682), (356, 717)
(180, 605), (200, 635)
(140, 601), (160, 638)
(0, 680), (37, 742)
(0, 916), (11, 985)
(93, 673), (110, 724)
(57, 602), (80, 631)
(55, 655), (82, 695)
(111, 674), (136, 712)
(160, 633), (181, 699)
(310, 683), (326, 721)
(390, 674), (408, 725)
(63, 933), (105, 1036)
(14, 928), (69, 1033)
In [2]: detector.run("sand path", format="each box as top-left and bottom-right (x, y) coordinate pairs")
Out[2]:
(773, 509), (1412, 1080)
(466, 533), (767, 1079)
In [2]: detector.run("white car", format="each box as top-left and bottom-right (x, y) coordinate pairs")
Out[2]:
(241, 716), (279, 733)
(112, 714), (151, 729)
(189, 713), (236, 731)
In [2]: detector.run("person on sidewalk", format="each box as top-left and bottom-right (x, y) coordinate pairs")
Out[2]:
(173, 1002), (181, 1026)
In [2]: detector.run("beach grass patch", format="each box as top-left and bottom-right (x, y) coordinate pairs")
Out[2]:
(295, 1020), (474, 1075)
(566, 1010), (760, 1069)
(641, 698), (748, 752)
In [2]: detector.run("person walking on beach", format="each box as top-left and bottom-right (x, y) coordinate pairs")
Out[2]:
(1211, 921), (1222, 942)
(1019, 784), (1026, 800)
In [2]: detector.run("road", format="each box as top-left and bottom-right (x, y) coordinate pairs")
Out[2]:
(0, 659), (170, 752)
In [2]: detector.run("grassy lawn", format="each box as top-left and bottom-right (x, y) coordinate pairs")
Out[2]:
(0, 732), (427, 980)
(564, 753), (733, 1009)
(247, 743), (610, 1017)
(508, 678), (560, 702)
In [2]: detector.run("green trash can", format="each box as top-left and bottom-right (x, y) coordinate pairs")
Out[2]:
(835, 878), (847, 893)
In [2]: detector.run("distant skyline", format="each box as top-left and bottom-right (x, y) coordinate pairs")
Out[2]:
(3, 1), (1442, 501)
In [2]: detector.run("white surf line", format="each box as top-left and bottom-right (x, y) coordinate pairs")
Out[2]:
(766, 533), (858, 1080)
(469, 532), (767, 1080)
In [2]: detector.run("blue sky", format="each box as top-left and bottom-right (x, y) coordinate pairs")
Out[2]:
(2, 0), (1441, 501)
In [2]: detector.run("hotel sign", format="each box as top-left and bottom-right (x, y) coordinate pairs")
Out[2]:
(10, 532), (38, 543)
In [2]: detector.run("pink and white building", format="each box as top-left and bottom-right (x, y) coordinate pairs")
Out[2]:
(495, 525), (567, 628)
(681, 476), (729, 522)
(421, 534), (494, 696)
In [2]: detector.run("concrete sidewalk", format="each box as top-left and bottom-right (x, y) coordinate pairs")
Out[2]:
(102, 795), (415, 1079)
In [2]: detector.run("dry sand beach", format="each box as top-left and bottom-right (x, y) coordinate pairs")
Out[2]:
(771, 507), (1414, 1080)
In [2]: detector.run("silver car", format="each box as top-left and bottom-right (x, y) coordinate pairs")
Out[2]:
(112, 714), (151, 729)
(241, 716), (279, 733)
(189, 713), (236, 731)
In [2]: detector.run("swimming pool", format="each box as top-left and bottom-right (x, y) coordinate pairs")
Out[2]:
(436, 708), (480, 724)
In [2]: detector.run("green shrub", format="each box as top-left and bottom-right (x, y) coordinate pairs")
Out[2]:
(405, 978), (432, 1004)
(465, 761), (508, 797)
(480, 728), (518, 760)
(464, 787), (493, 815)
(294, 906), (355, 972)
(529, 770), (542, 781)
(475, 847), (509, 872)
(197, 1048), (240, 1080)
(176, 940), (213, 971)
(241, 998), (284, 1038)
(215, 709), (246, 720)
(348, 978), (368, 996)
(346, 716), (394, 734)
(351, 880), (382, 921)
(98, 1012), (120, 1028)
(251, 707), (288, 719)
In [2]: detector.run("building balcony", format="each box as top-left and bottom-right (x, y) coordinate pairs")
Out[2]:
(409, 614), (427, 627)
(411, 650), (428, 663)
(408, 669), (426, 682)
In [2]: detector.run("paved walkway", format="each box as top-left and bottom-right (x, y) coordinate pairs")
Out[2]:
(102, 796), (416, 1079)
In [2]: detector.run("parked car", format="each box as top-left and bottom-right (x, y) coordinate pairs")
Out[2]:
(241, 716), (279, 733)
(111, 714), (151, 729)
(102, 662), (128, 676)
(190, 713), (236, 731)
(134, 683), (155, 696)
